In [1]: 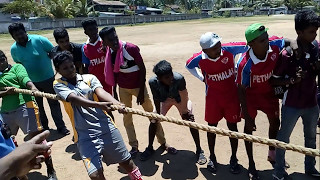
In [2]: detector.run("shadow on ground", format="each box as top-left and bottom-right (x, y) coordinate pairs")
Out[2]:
(119, 148), (199, 180)
(65, 143), (81, 161)
(117, 146), (319, 180)
(27, 172), (47, 180)
(46, 129), (68, 141)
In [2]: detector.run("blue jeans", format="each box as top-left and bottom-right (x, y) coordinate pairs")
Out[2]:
(274, 105), (319, 177)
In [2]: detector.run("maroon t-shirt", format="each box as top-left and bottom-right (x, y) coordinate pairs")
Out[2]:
(273, 41), (319, 108)
(111, 42), (143, 89)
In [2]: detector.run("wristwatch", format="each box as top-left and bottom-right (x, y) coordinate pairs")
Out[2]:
(289, 77), (295, 84)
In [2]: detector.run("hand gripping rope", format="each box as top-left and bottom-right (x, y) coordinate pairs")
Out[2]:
(3, 87), (320, 157)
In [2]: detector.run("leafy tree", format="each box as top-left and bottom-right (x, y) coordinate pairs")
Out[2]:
(44, 0), (75, 18)
(73, 0), (98, 17)
(284, 0), (314, 10)
(1, 0), (38, 18)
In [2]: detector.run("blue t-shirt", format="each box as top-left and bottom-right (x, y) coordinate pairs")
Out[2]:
(0, 120), (15, 159)
(11, 34), (54, 82)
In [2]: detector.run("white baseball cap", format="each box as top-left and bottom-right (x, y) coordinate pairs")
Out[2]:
(200, 32), (222, 50)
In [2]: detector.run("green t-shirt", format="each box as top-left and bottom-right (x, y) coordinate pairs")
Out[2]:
(0, 64), (34, 112)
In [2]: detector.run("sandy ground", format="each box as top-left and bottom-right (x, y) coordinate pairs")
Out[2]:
(1, 15), (320, 180)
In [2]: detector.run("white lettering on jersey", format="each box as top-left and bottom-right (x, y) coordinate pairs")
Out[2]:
(90, 56), (105, 66)
(207, 68), (234, 82)
(252, 71), (273, 83)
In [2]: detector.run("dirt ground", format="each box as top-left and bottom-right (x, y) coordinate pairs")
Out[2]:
(1, 15), (320, 180)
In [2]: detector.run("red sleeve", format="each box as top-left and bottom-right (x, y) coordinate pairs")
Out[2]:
(125, 42), (143, 64)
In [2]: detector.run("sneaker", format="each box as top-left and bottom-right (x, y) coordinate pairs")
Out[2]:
(306, 168), (320, 177)
(57, 127), (70, 136)
(229, 157), (241, 174)
(47, 170), (58, 180)
(129, 147), (139, 159)
(196, 150), (207, 165)
(207, 159), (217, 174)
(248, 168), (260, 180)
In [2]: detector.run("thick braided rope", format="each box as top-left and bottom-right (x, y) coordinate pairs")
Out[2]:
(4, 87), (320, 157)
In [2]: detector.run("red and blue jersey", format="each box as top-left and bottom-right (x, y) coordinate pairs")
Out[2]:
(186, 42), (248, 94)
(82, 38), (112, 94)
(236, 36), (285, 95)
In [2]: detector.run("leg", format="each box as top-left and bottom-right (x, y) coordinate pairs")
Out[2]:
(119, 87), (138, 149)
(140, 88), (166, 146)
(34, 96), (49, 130)
(244, 126), (255, 170)
(274, 105), (300, 178)
(89, 170), (106, 180)
(301, 106), (319, 173)
(227, 122), (238, 160)
(207, 123), (217, 162)
(207, 123), (218, 173)
(119, 159), (142, 180)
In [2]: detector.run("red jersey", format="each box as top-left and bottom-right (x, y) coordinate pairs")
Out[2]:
(82, 37), (112, 94)
(236, 36), (284, 96)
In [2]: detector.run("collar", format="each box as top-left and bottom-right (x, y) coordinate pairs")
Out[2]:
(61, 74), (82, 83)
(86, 37), (101, 46)
(56, 42), (75, 52)
(249, 46), (273, 65)
(202, 51), (223, 62)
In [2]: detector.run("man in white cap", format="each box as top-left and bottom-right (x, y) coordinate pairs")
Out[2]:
(186, 32), (247, 174)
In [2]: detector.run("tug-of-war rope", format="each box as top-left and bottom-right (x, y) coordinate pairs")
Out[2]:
(3, 87), (320, 157)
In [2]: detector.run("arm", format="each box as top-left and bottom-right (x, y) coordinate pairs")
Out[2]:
(186, 54), (204, 81)
(222, 42), (249, 56)
(95, 87), (121, 105)
(26, 82), (38, 91)
(237, 84), (255, 131)
(154, 99), (161, 114)
(0, 88), (15, 98)
(81, 45), (90, 74)
(0, 131), (51, 179)
(66, 92), (113, 112)
(136, 61), (146, 105)
(39, 36), (54, 53)
(186, 67), (204, 81)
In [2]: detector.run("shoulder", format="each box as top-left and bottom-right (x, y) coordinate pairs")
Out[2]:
(186, 51), (202, 65)
(51, 46), (59, 53)
(269, 35), (283, 41)
(125, 42), (140, 53)
(71, 42), (83, 49)
(222, 42), (247, 47)
(53, 78), (68, 87)
(237, 53), (250, 67)
(12, 63), (23, 69)
(148, 76), (159, 85)
(10, 42), (18, 51)
(173, 72), (184, 80)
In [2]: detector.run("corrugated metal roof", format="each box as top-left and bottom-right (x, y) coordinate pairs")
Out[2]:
(93, 0), (127, 6)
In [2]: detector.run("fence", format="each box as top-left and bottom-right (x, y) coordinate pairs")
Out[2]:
(0, 14), (208, 33)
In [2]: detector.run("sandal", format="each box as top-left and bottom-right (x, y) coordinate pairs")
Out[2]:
(160, 144), (178, 154)
(140, 147), (155, 161)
